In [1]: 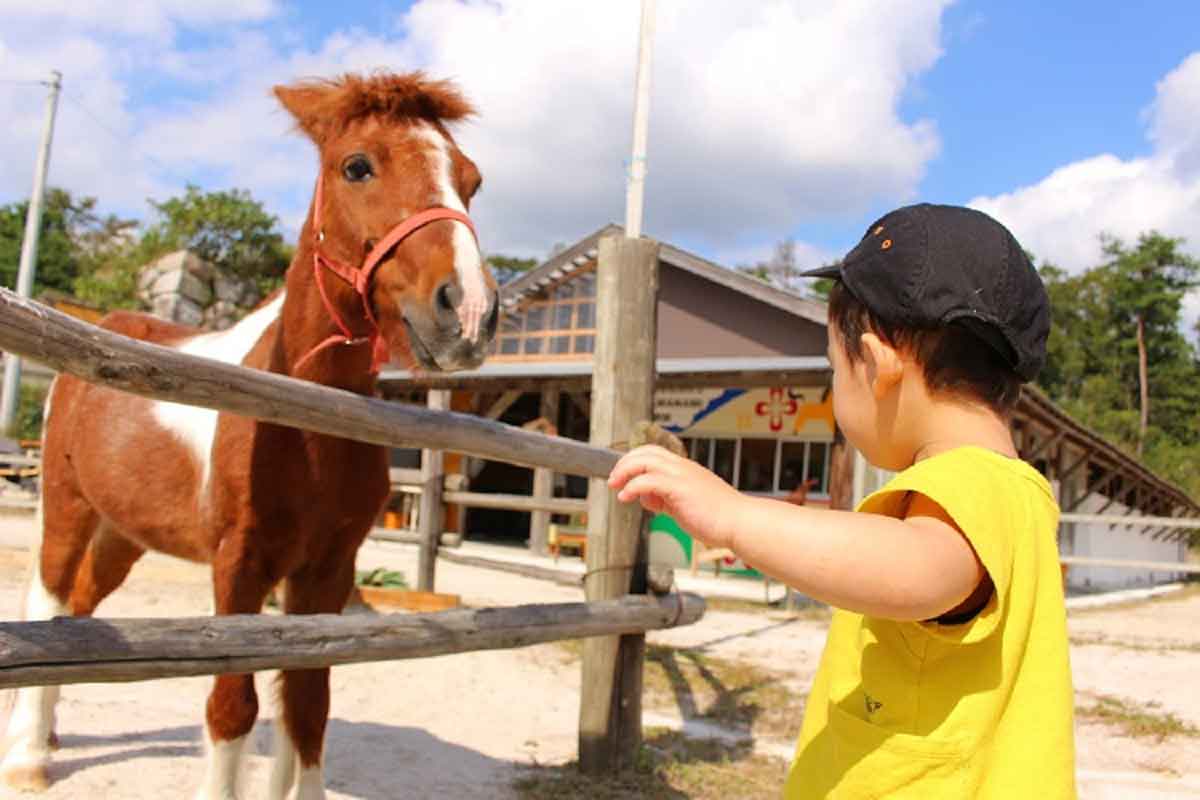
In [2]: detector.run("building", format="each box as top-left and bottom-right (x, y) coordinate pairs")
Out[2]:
(379, 226), (1199, 592)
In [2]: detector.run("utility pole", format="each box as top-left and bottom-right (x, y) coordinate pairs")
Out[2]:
(623, 0), (656, 239)
(1, 70), (62, 434)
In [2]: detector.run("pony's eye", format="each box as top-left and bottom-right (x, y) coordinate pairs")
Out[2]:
(342, 155), (374, 183)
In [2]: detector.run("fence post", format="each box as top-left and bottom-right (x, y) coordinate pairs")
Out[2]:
(529, 389), (560, 555)
(417, 389), (449, 592)
(579, 234), (659, 773)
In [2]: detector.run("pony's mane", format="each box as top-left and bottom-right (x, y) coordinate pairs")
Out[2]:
(274, 72), (475, 143)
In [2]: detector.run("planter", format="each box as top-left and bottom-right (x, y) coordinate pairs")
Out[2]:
(349, 586), (461, 613)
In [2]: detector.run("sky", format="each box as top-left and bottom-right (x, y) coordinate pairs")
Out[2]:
(1, 1), (1199, 327)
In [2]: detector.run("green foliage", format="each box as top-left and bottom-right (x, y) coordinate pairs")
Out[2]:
(355, 568), (409, 589)
(0, 188), (135, 297)
(1037, 232), (1200, 499)
(487, 254), (538, 286)
(12, 382), (48, 441)
(142, 185), (291, 290)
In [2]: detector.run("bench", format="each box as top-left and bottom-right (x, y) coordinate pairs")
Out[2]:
(548, 512), (588, 562)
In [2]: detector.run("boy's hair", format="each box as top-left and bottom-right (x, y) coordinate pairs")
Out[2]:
(828, 280), (1022, 413)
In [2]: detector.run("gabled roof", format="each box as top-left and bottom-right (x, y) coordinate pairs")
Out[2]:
(499, 224), (827, 326)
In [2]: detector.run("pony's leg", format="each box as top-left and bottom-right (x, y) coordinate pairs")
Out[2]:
(268, 559), (356, 800)
(68, 527), (145, 616)
(195, 543), (275, 800)
(0, 493), (98, 792)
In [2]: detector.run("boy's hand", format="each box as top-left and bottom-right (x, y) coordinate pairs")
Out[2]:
(607, 445), (743, 550)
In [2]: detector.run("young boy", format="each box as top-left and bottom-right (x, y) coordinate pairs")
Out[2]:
(609, 204), (1075, 799)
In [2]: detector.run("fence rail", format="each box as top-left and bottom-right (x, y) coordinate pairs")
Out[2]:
(0, 594), (704, 689)
(0, 289), (619, 478)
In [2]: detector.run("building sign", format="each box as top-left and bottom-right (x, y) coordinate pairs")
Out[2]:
(654, 386), (834, 438)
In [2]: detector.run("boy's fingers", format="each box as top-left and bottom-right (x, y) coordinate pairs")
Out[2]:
(616, 472), (670, 506)
(608, 446), (676, 488)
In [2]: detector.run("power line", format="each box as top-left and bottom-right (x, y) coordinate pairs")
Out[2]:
(58, 89), (189, 184)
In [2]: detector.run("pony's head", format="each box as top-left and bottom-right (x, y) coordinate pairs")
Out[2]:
(275, 72), (498, 372)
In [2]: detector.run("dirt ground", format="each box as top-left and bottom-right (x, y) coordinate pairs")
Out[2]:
(0, 515), (1196, 799)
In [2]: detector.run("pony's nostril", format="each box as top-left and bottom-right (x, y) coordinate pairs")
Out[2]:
(436, 283), (456, 313)
(484, 299), (500, 338)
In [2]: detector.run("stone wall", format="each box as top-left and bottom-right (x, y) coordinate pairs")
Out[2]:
(137, 250), (263, 330)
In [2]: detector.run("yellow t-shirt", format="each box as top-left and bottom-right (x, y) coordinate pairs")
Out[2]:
(783, 447), (1076, 799)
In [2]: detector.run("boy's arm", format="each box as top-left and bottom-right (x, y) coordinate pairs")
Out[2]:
(609, 446), (984, 621)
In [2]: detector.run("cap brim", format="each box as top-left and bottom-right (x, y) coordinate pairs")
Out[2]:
(799, 264), (841, 279)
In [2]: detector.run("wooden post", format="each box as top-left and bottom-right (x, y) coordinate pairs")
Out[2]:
(417, 389), (449, 592)
(529, 389), (560, 555)
(579, 234), (659, 773)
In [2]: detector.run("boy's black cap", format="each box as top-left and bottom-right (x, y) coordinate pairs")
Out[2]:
(803, 203), (1049, 381)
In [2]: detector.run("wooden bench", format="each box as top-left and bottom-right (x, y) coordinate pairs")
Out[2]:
(548, 512), (588, 562)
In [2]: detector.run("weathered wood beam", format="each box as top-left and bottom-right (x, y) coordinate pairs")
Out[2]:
(417, 389), (449, 592)
(0, 289), (619, 479)
(581, 235), (659, 774)
(0, 595), (705, 689)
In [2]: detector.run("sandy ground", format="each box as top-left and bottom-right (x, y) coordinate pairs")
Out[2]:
(0, 515), (1194, 799)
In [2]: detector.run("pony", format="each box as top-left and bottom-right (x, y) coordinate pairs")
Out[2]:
(0, 72), (498, 800)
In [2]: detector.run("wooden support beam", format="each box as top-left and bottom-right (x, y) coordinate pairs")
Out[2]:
(530, 389), (561, 556)
(0, 595), (705, 689)
(1058, 451), (1093, 489)
(580, 235), (659, 774)
(484, 389), (522, 420)
(1025, 430), (1065, 463)
(1066, 464), (1119, 512)
(417, 389), (449, 592)
(440, 491), (587, 514)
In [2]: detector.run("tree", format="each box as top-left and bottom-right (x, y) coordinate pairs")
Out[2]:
(1036, 234), (1200, 499)
(739, 238), (835, 301)
(141, 185), (291, 288)
(0, 188), (133, 297)
(487, 254), (538, 286)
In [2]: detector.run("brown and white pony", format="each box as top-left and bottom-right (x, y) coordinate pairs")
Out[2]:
(0, 73), (498, 800)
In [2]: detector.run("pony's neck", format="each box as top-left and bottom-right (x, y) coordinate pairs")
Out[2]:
(277, 223), (379, 394)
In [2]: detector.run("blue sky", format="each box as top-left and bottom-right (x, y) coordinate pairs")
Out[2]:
(1, 0), (1199, 302)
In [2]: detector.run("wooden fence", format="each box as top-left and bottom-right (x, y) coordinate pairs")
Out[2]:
(0, 277), (692, 772)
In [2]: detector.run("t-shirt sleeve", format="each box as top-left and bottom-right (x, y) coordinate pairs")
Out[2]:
(857, 461), (1016, 645)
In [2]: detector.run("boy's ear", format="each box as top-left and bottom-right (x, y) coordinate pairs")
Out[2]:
(860, 333), (903, 398)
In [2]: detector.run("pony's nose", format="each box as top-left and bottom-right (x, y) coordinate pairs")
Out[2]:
(432, 279), (498, 343)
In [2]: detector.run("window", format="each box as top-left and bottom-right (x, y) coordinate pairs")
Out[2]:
(492, 267), (598, 359)
(737, 438), (775, 492)
(683, 437), (833, 496)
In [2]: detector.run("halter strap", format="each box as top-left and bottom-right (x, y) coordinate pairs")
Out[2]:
(295, 173), (479, 374)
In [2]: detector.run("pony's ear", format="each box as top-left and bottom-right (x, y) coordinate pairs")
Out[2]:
(273, 82), (334, 144)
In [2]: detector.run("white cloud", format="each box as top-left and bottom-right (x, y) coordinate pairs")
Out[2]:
(968, 59), (1200, 262)
(396, 0), (948, 255)
(968, 52), (1200, 340)
(2, 1), (949, 266)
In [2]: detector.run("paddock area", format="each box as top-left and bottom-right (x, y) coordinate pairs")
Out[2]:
(0, 515), (1194, 799)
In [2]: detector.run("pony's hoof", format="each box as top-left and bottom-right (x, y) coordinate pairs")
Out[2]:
(1, 761), (51, 792)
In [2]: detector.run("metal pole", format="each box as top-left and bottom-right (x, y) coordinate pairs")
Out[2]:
(0, 70), (62, 433)
(623, 0), (656, 239)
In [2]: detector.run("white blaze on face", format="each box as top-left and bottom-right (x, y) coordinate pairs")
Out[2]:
(414, 124), (489, 342)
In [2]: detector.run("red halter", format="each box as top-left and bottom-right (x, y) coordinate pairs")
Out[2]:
(295, 173), (479, 374)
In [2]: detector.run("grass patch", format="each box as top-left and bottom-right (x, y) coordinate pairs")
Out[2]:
(553, 641), (804, 740)
(354, 567), (408, 589)
(513, 728), (788, 799)
(1077, 694), (1200, 742)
